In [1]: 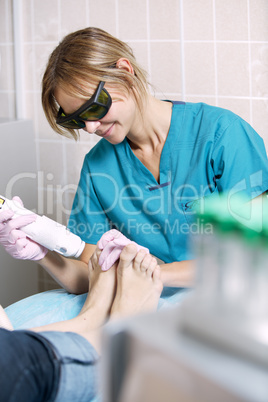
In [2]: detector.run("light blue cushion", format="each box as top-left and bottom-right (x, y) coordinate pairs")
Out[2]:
(5, 287), (191, 330)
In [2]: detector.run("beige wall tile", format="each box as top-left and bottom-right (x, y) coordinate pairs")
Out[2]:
(34, 42), (57, 92)
(183, 0), (214, 41)
(33, 0), (60, 41)
(24, 44), (35, 91)
(215, 0), (248, 41)
(0, 93), (13, 117)
(37, 186), (72, 225)
(38, 141), (66, 186)
(185, 42), (215, 95)
(249, 0), (268, 41)
(22, 0), (32, 42)
(150, 42), (181, 93)
(88, 1), (117, 36)
(158, 93), (182, 101)
(251, 44), (268, 98)
(65, 140), (94, 188)
(24, 92), (54, 139)
(36, 105), (59, 140)
(217, 43), (250, 96)
(0, 0), (7, 41)
(149, 0), (180, 40)
(127, 41), (150, 78)
(217, 97), (251, 124)
(0, 45), (14, 90)
(252, 99), (268, 147)
(0, 0), (9, 42)
(118, 0), (147, 39)
(60, 0), (88, 38)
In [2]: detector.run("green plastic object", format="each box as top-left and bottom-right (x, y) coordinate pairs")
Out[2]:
(196, 193), (266, 241)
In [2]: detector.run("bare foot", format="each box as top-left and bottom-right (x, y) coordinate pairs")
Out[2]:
(110, 244), (163, 319)
(79, 245), (117, 327)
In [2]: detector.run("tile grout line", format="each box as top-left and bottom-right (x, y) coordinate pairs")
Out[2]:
(179, 0), (185, 101)
(30, 0), (41, 179)
(212, 0), (218, 106)
(115, 0), (119, 37)
(247, 0), (253, 126)
(58, 0), (69, 207)
(5, 0), (13, 118)
(146, 0), (151, 81)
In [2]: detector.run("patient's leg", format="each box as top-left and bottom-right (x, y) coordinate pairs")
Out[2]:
(110, 244), (163, 319)
(79, 245), (117, 322)
(32, 245), (163, 353)
(0, 305), (13, 330)
(32, 246), (117, 353)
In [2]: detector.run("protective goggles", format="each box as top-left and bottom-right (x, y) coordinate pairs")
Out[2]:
(56, 81), (112, 129)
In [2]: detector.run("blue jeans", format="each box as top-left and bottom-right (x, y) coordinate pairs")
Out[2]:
(0, 328), (99, 401)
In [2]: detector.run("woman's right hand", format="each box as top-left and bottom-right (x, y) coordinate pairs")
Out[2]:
(0, 196), (48, 261)
(98, 229), (149, 271)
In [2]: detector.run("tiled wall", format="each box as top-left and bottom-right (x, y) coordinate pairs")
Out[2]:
(1, 0), (268, 290)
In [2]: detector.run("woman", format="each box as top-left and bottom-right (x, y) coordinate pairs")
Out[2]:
(1, 27), (268, 293)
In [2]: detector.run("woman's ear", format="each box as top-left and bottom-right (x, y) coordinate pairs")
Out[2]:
(116, 58), (135, 75)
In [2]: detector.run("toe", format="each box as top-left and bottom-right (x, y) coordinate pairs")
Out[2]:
(142, 255), (157, 277)
(133, 250), (147, 272)
(152, 265), (161, 280)
(88, 259), (94, 273)
(118, 243), (138, 269)
(152, 266), (163, 292)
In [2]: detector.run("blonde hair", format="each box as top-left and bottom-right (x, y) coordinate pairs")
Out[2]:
(42, 27), (149, 140)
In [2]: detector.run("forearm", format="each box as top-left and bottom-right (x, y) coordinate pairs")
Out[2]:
(159, 260), (195, 288)
(38, 251), (89, 294)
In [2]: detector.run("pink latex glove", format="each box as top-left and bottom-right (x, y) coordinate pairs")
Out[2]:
(0, 196), (48, 261)
(98, 229), (149, 271)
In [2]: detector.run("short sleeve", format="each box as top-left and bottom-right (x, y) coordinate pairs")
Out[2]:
(211, 117), (268, 199)
(68, 164), (110, 244)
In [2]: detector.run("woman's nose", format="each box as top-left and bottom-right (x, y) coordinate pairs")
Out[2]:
(83, 120), (101, 134)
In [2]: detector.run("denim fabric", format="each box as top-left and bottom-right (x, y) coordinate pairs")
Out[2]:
(38, 331), (100, 402)
(0, 328), (58, 402)
(0, 328), (100, 402)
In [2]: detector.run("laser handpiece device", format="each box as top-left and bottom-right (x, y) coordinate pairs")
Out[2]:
(0, 196), (85, 258)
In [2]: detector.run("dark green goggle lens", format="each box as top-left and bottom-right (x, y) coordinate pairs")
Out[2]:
(60, 119), (86, 129)
(78, 90), (110, 121)
(56, 82), (111, 129)
(79, 104), (108, 121)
